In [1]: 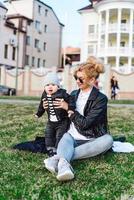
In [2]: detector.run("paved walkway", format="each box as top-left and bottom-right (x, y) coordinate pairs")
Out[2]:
(0, 99), (134, 107)
(0, 99), (39, 104)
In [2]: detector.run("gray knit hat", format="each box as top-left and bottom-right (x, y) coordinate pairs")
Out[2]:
(44, 72), (60, 86)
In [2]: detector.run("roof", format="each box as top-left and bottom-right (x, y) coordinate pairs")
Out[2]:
(7, 14), (33, 22)
(4, 0), (64, 27)
(78, 5), (93, 12)
(0, 1), (7, 10)
(62, 47), (81, 55)
(78, 0), (103, 12)
(36, 0), (64, 27)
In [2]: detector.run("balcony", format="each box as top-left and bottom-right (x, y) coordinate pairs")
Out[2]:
(112, 66), (134, 74)
(101, 23), (131, 34)
(108, 23), (118, 33)
(98, 47), (133, 57)
(120, 24), (130, 32)
(88, 33), (98, 41)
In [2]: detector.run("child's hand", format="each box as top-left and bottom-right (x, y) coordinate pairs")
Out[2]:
(33, 114), (39, 118)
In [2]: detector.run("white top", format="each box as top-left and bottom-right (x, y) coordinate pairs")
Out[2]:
(68, 88), (92, 140)
(47, 95), (58, 122)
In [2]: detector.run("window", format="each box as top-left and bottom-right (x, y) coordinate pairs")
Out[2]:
(88, 25), (95, 34)
(44, 42), (46, 51)
(27, 21), (31, 26)
(26, 36), (30, 45)
(120, 41), (125, 47)
(121, 19), (127, 24)
(4, 44), (8, 59)
(44, 24), (47, 33)
(43, 59), (46, 67)
(12, 47), (16, 60)
(32, 57), (35, 66)
(35, 39), (39, 48)
(38, 5), (41, 14)
(37, 58), (40, 68)
(35, 20), (40, 30)
(45, 9), (48, 16)
(25, 55), (29, 65)
(132, 41), (134, 48)
(88, 45), (94, 54)
(13, 29), (17, 35)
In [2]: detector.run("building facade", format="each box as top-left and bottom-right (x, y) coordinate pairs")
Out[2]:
(1, 0), (63, 69)
(0, 2), (26, 70)
(79, 0), (134, 74)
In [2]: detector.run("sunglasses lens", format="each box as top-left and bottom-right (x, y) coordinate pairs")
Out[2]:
(74, 75), (77, 80)
(74, 75), (84, 83)
(79, 78), (83, 84)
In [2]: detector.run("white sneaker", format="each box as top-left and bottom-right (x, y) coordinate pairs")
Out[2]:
(56, 158), (74, 181)
(44, 155), (59, 174)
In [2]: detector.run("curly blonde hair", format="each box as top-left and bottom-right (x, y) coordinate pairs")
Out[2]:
(74, 56), (104, 80)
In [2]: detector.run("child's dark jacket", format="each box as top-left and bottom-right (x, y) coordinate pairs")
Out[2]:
(36, 88), (75, 121)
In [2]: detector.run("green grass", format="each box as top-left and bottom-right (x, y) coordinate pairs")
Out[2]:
(108, 100), (134, 104)
(0, 104), (134, 200)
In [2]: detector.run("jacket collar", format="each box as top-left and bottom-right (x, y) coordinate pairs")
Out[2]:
(88, 86), (99, 100)
(76, 86), (99, 101)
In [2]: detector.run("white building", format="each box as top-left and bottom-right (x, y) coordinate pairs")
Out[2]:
(79, 0), (134, 74)
(1, 0), (63, 69)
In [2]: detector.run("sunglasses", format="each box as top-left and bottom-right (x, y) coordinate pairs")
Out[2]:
(74, 75), (84, 84)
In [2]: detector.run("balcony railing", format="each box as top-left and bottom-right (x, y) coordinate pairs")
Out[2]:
(99, 47), (133, 56)
(101, 23), (131, 33)
(108, 23), (118, 32)
(88, 33), (98, 41)
(112, 66), (134, 74)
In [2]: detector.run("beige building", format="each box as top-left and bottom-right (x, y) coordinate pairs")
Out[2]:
(79, 0), (134, 74)
(1, 0), (63, 70)
(0, 2), (26, 70)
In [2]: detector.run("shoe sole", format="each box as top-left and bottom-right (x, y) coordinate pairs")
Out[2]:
(57, 171), (74, 181)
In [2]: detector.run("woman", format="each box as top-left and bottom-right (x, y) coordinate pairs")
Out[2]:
(43, 56), (113, 181)
(111, 76), (120, 100)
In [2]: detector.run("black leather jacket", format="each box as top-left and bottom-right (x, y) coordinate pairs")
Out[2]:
(36, 88), (75, 121)
(70, 86), (109, 138)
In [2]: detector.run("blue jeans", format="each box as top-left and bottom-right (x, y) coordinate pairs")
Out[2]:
(57, 133), (113, 162)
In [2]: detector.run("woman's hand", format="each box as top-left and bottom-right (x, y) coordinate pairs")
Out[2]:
(43, 100), (48, 109)
(53, 98), (68, 111)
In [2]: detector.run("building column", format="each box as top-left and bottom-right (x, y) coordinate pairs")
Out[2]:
(116, 9), (122, 69)
(116, 56), (119, 69)
(97, 11), (102, 56)
(129, 9), (133, 49)
(128, 9), (133, 72)
(105, 9), (109, 55)
(23, 66), (30, 95)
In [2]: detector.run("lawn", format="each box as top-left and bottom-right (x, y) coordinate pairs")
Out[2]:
(0, 104), (134, 200)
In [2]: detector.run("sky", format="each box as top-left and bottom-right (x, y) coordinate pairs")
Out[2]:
(2, 0), (90, 47)
(43, 0), (90, 47)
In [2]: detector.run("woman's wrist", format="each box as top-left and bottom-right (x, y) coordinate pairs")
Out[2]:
(68, 110), (74, 118)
